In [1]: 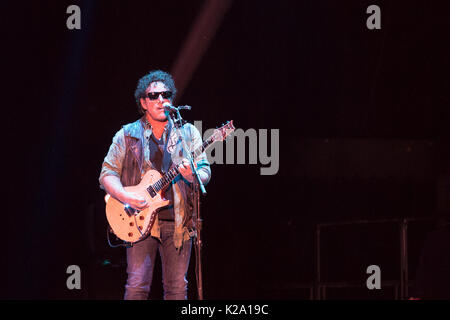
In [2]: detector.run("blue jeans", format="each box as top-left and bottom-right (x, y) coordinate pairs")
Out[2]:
(124, 220), (192, 300)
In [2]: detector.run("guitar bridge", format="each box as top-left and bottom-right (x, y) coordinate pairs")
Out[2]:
(124, 204), (140, 216)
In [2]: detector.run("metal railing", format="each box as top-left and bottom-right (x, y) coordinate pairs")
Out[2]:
(314, 217), (431, 300)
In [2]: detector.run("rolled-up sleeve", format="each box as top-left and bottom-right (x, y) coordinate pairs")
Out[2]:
(99, 128), (126, 189)
(189, 124), (211, 185)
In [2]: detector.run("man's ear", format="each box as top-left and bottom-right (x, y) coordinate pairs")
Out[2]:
(140, 98), (147, 111)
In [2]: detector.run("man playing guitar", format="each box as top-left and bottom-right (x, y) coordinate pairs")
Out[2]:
(99, 70), (211, 300)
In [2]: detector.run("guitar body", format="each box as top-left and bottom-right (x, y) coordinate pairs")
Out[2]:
(105, 169), (170, 243)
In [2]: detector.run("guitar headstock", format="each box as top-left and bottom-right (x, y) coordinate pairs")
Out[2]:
(212, 120), (235, 142)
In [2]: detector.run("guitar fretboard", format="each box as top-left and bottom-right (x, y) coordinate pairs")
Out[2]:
(147, 135), (215, 195)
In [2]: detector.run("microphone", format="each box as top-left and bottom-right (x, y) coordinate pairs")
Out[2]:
(163, 102), (191, 112)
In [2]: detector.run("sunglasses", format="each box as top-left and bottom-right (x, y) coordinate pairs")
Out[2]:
(146, 91), (172, 100)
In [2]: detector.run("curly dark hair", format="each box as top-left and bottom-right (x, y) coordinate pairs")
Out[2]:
(134, 70), (177, 115)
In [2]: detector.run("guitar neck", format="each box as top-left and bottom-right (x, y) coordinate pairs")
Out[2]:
(148, 135), (215, 193)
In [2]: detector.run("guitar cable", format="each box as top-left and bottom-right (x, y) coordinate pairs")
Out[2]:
(106, 227), (133, 248)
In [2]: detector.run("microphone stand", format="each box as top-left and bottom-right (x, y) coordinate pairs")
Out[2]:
(193, 176), (204, 300)
(166, 107), (206, 300)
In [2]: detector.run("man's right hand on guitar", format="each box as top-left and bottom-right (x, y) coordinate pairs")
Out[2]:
(123, 192), (148, 211)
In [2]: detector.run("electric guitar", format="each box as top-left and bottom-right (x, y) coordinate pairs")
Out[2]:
(104, 121), (235, 244)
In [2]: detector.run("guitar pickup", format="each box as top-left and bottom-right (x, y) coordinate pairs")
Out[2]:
(147, 186), (157, 198)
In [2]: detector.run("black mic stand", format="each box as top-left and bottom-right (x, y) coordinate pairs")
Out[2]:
(166, 107), (206, 300)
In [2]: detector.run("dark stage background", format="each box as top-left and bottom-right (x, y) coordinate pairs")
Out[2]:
(2, 0), (449, 299)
